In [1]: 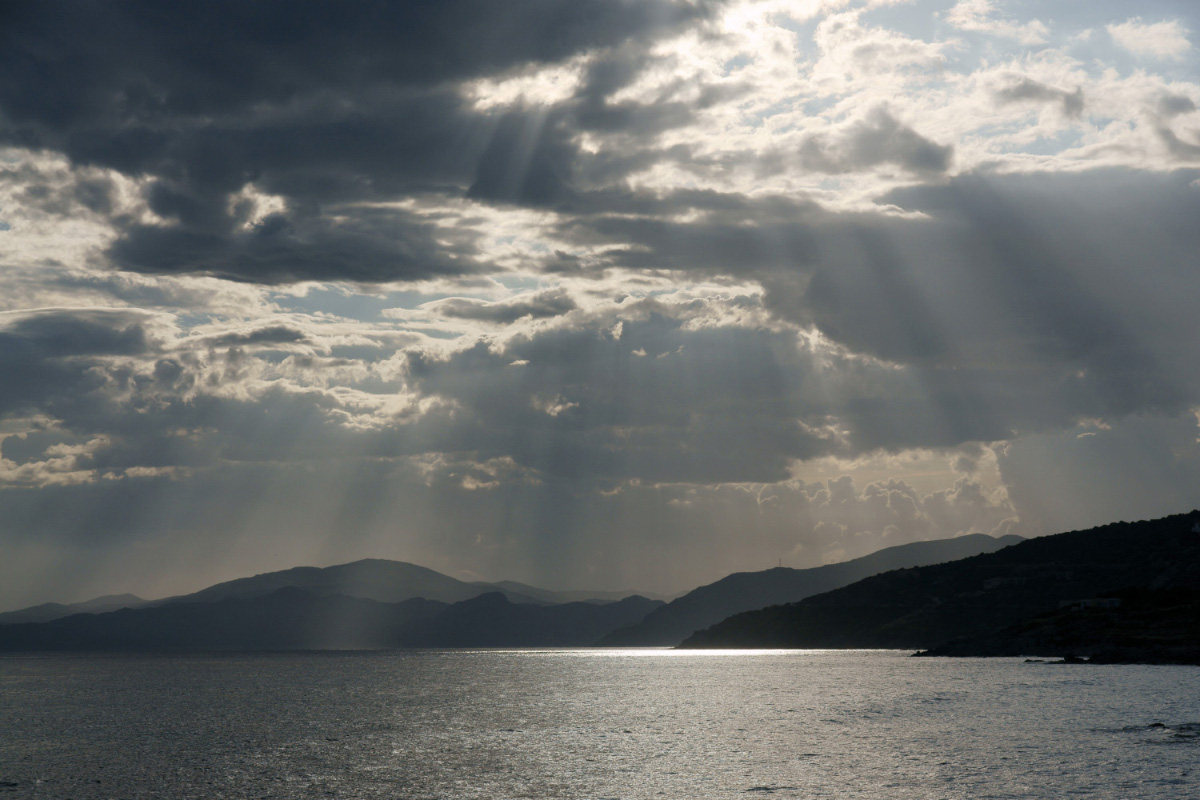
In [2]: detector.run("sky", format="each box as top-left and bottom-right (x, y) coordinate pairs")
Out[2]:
(2, 0), (1200, 610)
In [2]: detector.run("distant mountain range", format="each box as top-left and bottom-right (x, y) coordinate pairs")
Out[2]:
(599, 533), (1023, 646)
(0, 593), (149, 625)
(0, 589), (663, 651)
(153, 559), (550, 607)
(0, 557), (677, 650)
(0, 560), (673, 626)
(15, 517), (1188, 656)
(0, 532), (1021, 651)
(680, 511), (1200, 663)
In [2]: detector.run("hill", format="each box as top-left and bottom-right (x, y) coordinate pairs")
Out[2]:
(0, 593), (148, 625)
(679, 511), (1200, 656)
(599, 533), (1023, 646)
(917, 587), (1200, 664)
(152, 558), (546, 606)
(0, 589), (663, 651)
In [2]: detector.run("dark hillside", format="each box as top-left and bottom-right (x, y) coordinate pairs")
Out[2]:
(599, 533), (1022, 645)
(680, 511), (1200, 652)
(0, 589), (663, 651)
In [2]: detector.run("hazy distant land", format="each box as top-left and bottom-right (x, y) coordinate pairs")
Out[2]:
(2, 512), (1197, 661)
(0, 531), (1018, 651)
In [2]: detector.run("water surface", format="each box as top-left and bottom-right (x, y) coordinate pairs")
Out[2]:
(2, 649), (1197, 798)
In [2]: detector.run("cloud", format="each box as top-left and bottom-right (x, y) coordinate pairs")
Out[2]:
(0, 308), (155, 357)
(3, 1), (1200, 609)
(401, 305), (839, 484)
(789, 170), (1200, 411)
(202, 325), (312, 349)
(547, 169), (1200, 451)
(1108, 18), (1191, 60)
(812, 10), (951, 89)
(0, 0), (713, 286)
(108, 205), (486, 284)
(997, 412), (1200, 536)
(994, 77), (1084, 118)
(466, 109), (580, 206)
(425, 288), (578, 325)
(946, 0), (1049, 45)
(0, 309), (165, 437)
(798, 107), (954, 175)
(0, 1), (708, 135)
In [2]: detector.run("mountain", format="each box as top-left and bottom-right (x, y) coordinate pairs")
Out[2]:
(0, 589), (664, 651)
(0, 589), (443, 651)
(0, 593), (147, 625)
(0, 559), (672, 623)
(917, 587), (1200, 664)
(679, 511), (1200, 654)
(152, 558), (547, 607)
(598, 533), (1024, 646)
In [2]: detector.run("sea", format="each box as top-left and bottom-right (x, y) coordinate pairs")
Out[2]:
(1, 649), (1197, 799)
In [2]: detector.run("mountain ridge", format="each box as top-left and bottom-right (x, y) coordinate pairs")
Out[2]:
(679, 510), (1200, 655)
(0, 593), (149, 625)
(0, 588), (664, 651)
(1, 559), (671, 622)
(599, 532), (1024, 646)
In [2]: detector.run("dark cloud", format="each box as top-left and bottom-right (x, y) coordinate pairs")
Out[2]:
(0, 309), (156, 418)
(552, 191), (823, 275)
(1, 0), (717, 284)
(1160, 93), (1197, 117)
(108, 206), (483, 284)
(790, 171), (1200, 419)
(203, 325), (311, 348)
(0, 0), (709, 136)
(467, 110), (580, 207)
(0, 310), (152, 358)
(1158, 125), (1200, 160)
(432, 288), (578, 324)
(403, 308), (837, 483)
(799, 172), (1200, 436)
(537, 169), (1200, 448)
(798, 108), (953, 175)
(572, 47), (702, 136)
(994, 78), (1084, 117)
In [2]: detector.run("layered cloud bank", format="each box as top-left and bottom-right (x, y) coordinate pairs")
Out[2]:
(2, 0), (1199, 607)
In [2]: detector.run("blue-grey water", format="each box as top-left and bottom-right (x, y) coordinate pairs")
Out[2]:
(1, 649), (1198, 799)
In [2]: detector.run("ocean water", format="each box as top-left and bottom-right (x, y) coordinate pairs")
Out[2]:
(1, 649), (1197, 799)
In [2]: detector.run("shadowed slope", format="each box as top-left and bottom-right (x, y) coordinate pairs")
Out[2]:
(599, 533), (1023, 646)
(0, 594), (148, 625)
(680, 511), (1200, 652)
(0, 590), (664, 651)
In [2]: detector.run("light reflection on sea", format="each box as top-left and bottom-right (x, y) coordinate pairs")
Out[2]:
(1, 649), (1197, 799)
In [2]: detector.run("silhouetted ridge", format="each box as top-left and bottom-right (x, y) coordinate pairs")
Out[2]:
(599, 532), (1022, 646)
(0, 588), (664, 651)
(155, 558), (545, 606)
(679, 511), (1200, 658)
(0, 593), (148, 625)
